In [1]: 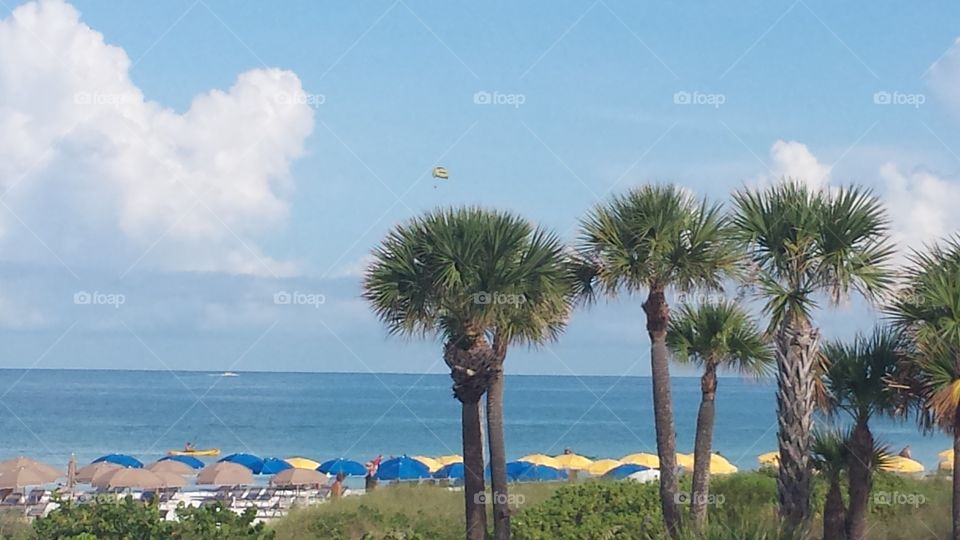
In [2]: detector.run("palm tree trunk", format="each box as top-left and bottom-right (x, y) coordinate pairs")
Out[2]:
(846, 418), (873, 540)
(486, 365), (510, 540)
(463, 398), (488, 540)
(643, 288), (680, 537)
(953, 402), (960, 540)
(823, 476), (847, 540)
(775, 315), (818, 531)
(690, 361), (717, 530)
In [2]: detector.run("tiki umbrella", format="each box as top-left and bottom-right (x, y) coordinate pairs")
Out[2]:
(76, 462), (122, 483)
(197, 462), (253, 486)
(153, 471), (187, 488)
(0, 466), (51, 489)
(270, 468), (327, 487)
(147, 460), (194, 475)
(93, 468), (166, 490)
(0, 457), (61, 483)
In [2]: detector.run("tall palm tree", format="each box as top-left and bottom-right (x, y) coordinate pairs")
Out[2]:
(575, 184), (740, 536)
(820, 327), (905, 540)
(888, 236), (960, 540)
(667, 300), (772, 530)
(732, 181), (893, 529)
(810, 428), (850, 540)
(363, 206), (570, 540)
(484, 227), (573, 540)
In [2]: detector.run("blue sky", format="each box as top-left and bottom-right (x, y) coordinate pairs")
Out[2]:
(0, 0), (959, 375)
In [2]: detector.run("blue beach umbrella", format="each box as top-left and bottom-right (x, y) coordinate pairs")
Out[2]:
(507, 461), (567, 482)
(92, 454), (143, 469)
(260, 457), (293, 475)
(218, 453), (264, 474)
(159, 455), (204, 469)
(376, 455), (431, 481)
(433, 462), (465, 481)
(604, 463), (650, 480)
(318, 458), (367, 477)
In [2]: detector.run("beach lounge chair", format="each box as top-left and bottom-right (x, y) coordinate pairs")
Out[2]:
(1, 492), (24, 506)
(25, 489), (44, 506)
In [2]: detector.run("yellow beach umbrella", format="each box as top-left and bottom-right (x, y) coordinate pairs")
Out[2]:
(621, 453), (660, 468)
(435, 455), (463, 466)
(939, 449), (952, 461)
(881, 456), (924, 474)
(585, 459), (622, 476)
(758, 451), (780, 467)
(677, 453), (738, 475)
(553, 453), (593, 470)
(285, 457), (321, 470)
(413, 456), (441, 472)
(939, 455), (953, 472)
(518, 454), (561, 468)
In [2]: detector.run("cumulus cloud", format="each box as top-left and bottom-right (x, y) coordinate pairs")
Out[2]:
(0, 0), (314, 275)
(928, 37), (960, 116)
(880, 164), (960, 253)
(767, 140), (832, 190)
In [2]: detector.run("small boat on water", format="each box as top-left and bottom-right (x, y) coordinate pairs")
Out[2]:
(167, 448), (221, 457)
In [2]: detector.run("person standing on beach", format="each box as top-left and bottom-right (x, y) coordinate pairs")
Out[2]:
(331, 472), (345, 499)
(365, 460), (379, 491)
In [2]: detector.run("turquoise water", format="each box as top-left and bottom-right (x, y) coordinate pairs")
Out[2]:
(0, 369), (947, 471)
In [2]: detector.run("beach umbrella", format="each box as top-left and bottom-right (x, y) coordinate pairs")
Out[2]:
(939, 449), (952, 461)
(585, 459), (622, 476)
(758, 451), (779, 467)
(376, 456), (431, 481)
(509, 462), (567, 482)
(940, 454), (953, 472)
(620, 453), (660, 468)
(285, 457), (322, 470)
(218, 453), (264, 474)
(435, 454), (463, 466)
(197, 462), (253, 486)
(605, 463), (651, 480)
(92, 454), (143, 469)
(318, 458), (367, 477)
(260, 457), (293, 475)
(518, 454), (561, 468)
(0, 466), (52, 489)
(93, 468), (170, 489)
(626, 469), (661, 483)
(880, 456), (924, 474)
(147, 460), (194, 475)
(677, 453), (737, 475)
(270, 468), (327, 487)
(553, 453), (593, 470)
(159, 455), (204, 470)
(433, 462), (465, 481)
(0, 457), (61, 483)
(76, 462), (122, 483)
(153, 471), (187, 488)
(413, 455), (441, 472)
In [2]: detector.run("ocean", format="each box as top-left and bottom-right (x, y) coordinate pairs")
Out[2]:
(0, 369), (947, 471)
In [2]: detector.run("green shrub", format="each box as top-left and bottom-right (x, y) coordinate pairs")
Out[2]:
(32, 497), (273, 539)
(512, 480), (665, 540)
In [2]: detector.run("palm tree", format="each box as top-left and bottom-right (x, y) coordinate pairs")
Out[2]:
(667, 300), (773, 530)
(732, 181), (893, 529)
(811, 428), (850, 540)
(888, 236), (960, 540)
(820, 327), (905, 540)
(575, 184), (740, 536)
(363, 206), (570, 540)
(484, 226), (573, 540)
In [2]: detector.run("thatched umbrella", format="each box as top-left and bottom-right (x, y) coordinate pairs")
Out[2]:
(146, 460), (194, 475)
(92, 468), (166, 490)
(269, 468), (327, 487)
(76, 462), (122, 484)
(196, 462), (252, 486)
(152, 471), (187, 488)
(0, 457), (61, 483)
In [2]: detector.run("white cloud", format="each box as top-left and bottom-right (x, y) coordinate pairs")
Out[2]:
(928, 37), (960, 116)
(0, 0), (314, 275)
(767, 140), (832, 190)
(880, 164), (960, 253)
